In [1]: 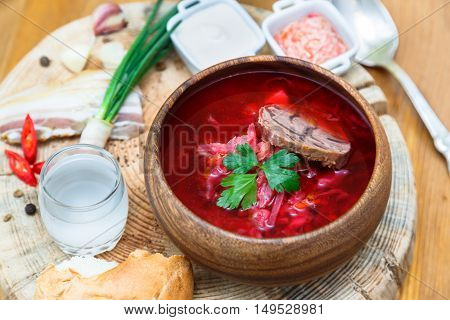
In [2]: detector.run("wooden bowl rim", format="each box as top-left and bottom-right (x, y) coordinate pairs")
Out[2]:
(144, 55), (387, 245)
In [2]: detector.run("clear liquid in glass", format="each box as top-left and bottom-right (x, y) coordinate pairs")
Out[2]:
(39, 145), (128, 256)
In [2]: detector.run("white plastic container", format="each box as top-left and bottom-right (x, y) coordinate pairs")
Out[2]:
(167, 0), (266, 73)
(262, 0), (359, 75)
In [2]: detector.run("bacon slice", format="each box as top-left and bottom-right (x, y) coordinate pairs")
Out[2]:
(0, 70), (144, 144)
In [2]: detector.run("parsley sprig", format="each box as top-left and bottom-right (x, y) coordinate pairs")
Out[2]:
(216, 143), (300, 210)
(217, 173), (257, 210)
(260, 149), (300, 192)
(222, 143), (258, 174)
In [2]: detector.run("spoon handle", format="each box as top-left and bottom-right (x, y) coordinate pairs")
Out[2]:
(383, 61), (450, 173)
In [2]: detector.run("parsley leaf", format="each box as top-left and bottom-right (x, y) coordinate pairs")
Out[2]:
(216, 143), (300, 211)
(217, 173), (257, 210)
(261, 149), (300, 193)
(222, 143), (258, 174)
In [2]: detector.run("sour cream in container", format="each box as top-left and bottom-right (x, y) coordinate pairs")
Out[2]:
(167, 0), (266, 73)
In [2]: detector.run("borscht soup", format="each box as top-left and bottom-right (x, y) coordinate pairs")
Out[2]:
(160, 71), (375, 239)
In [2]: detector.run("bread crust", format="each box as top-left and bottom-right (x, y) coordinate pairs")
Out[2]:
(34, 250), (194, 300)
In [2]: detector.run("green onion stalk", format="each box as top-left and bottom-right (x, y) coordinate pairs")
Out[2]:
(80, 0), (180, 147)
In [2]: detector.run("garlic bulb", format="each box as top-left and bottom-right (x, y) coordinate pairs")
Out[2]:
(92, 3), (128, 36)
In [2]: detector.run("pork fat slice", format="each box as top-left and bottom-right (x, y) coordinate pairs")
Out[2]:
(0, 71), (144, 144)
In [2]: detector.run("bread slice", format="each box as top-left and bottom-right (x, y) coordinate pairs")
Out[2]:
(34, 250), (194, 300)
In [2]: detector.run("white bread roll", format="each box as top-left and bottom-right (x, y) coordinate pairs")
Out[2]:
(34, 250), (194, 300)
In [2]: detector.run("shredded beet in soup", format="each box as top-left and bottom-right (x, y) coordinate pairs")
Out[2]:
(161, 72), (375, 238)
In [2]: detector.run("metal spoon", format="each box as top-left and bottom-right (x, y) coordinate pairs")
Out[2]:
(333, 0), (450, 173)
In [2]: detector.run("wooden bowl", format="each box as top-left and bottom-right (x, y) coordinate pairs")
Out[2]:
(144, 56), (392, 285)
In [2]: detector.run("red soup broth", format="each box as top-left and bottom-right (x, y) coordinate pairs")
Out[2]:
(160, 71), (375, 238)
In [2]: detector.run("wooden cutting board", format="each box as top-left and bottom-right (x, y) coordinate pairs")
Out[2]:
(0, 2), (415, 299)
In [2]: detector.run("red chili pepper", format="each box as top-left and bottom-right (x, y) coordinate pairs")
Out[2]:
(5, 150), (37, 187)
(21, 114), (37, 164)
(32, 161), (45, 175)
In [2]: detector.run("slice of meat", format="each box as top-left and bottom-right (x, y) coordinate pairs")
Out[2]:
(258, 105), (351, 168)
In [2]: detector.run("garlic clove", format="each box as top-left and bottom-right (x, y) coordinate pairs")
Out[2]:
(60, 44), (92, 73)
(98, 41), (126, 70)
(92, 3), (127, 36)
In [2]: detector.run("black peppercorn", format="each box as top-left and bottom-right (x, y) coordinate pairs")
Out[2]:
(39, 56), (51, 67)
(155, 61), (166, 71)
(25, 203), (37, 215)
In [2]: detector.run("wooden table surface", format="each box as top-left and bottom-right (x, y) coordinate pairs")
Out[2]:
(0, 0), (448, 300)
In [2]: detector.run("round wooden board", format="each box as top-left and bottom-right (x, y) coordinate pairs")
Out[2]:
(0, 2), (415, 299)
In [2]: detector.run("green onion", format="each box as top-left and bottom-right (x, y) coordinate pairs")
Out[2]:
(97, 0), (179, 122)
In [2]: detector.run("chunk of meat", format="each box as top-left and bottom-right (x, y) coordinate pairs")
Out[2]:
(258, 105), (351, 168)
